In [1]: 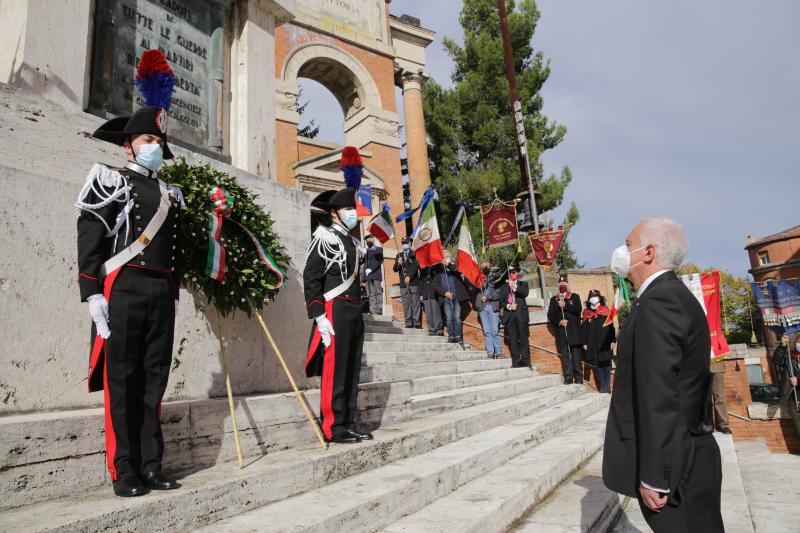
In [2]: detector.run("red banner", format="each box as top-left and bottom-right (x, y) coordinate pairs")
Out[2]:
(529, 227), (565, 268)
(481, 202), (518, 248)
(701, 271), (732, 360)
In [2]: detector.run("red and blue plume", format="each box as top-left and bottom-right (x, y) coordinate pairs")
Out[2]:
(135, 50), (176, 111)
(340, 146), (363, 190)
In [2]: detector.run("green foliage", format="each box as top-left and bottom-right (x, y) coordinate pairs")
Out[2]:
(554, 202), (581, 270)
(424, 0), (578, 262)
(161, 159), (290, 317)
(677, 264), (764, 345)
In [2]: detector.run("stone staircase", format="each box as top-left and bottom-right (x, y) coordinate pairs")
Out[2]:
(0, 314), (610, 532)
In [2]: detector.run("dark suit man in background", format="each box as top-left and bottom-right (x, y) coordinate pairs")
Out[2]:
(498, 265), (530, 368)
(548, 274), (584, 384)
(393, 235), (421, 328)
(363, 234), (383, 315)
(602, 217), (722, 533)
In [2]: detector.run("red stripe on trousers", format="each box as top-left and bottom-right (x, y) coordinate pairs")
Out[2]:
(306, 300), (337, 440)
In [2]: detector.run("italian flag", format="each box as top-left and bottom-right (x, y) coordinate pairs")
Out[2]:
(604, 275), (630, 327)
(456, 216), (484, 289)
(367, 208), (394, 244)
(412, 201), (444, 267)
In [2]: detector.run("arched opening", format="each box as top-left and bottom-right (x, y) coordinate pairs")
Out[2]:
(297, 78), (345, 145)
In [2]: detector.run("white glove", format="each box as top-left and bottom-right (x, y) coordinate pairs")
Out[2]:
(365, 268), (372, 276)
(88, 294), (111, 339)
(315, 315), (335, 348)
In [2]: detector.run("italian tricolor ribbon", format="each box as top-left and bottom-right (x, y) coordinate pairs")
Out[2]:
(204, 187), (285, 288)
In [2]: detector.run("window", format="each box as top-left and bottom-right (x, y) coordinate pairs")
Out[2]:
(746, 363), (765, 384)
(758, 251), (770, 266)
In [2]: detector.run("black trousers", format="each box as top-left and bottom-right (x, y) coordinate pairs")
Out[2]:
(560, 345), (583, 384)
(639, 434), (723, 533)
(105, 267), (175, 479)
(320, 298), (365, 439)
(505, 316), (530, 367)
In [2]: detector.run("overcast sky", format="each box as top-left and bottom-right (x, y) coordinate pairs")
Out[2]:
(299, 0), (799, 278)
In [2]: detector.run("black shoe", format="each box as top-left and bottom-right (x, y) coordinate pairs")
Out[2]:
(329, 433), (361, 444)
(456, 337), (463, 343)
(447, 337), (456, 343)
(142, 470), (179, 490)
(113, 475), (149, 497)
(348, 428), (374, 440)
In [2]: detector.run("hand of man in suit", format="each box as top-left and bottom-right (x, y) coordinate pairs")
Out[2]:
(397, 255), (404, 265)
(445, 291), (453, 300)
(558, 299), (566, 309)
(640, 486), (668, 512)
(510, 303), (517, 311)
(404, 276), (411, 286)
(559, 319), (568, 327)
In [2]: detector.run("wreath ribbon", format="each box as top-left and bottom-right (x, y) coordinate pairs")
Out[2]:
(204, 187), (285, 288)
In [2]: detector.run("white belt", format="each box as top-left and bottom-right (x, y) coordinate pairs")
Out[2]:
(100, 179), (171, 277)
(324, 272), (356, 301)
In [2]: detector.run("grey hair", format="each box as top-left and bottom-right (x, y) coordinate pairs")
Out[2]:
(638, 217), (688, 270)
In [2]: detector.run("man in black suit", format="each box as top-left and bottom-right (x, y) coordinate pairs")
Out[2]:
(602, 218), (722, 533)
(498, 265), (531, 368)
(363, 234), (384, 315)
(393, 236), (421, 327)
(547, 273), (584, 384)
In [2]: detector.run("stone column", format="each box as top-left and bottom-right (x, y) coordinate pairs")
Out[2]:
(401, 71), (432, 210)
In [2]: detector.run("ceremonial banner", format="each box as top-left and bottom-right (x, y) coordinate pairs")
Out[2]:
(775, 280), (800, 335)
(355, 185), (373, 217)
(481, 201), (518, 248)
(751, 281), (783, 330)
(681, 272), (731, 360)
(529, 227), (565, 268)
(700, 271), (731, 360)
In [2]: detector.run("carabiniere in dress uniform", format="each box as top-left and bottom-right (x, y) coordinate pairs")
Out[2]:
(75, 105), (184, 497)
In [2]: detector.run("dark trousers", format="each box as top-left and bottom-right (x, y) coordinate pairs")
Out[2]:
(105, 267), (175, 480)
(639, 434), (723, 533)
(422, 298), (443, 334)
(443, 298), (463, 339)
(401, 285), (421, 327)
(505, 316), (530, 367)
(320, 298), (365, 439)
(592, 361), (612, 393)
(560, 345), (583, 384)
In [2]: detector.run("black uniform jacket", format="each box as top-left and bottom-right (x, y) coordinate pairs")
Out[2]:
(393, 249), (420, 287)
(303, 225), (362, 377)
(498, 281), (529, 325)
(547, 293), (582, 347)
(77, 164), (182, 301)
(602, 271), (714, 503)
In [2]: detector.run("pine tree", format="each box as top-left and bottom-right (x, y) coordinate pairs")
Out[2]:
(424, 0), (577, 256)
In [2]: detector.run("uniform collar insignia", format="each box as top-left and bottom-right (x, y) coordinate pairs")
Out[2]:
(125, 160), (155, 179)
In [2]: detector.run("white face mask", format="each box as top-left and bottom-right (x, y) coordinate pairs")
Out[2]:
(337, 209), (358, 230)
(610, 244), (646, 278)
(589, 296), (600, 306)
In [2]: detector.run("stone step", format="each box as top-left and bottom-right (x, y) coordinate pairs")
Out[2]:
(362, 350), (488, 366)
(363, 340), (471, 353)
(360, 358), (513, 383)
(379, 407), (609, 533)
(0, 384), (588, 532)
(363, 313), (395, 323)
(364, 332), (451, 343)
(196, 394), (609, 533)
(403, 367), (536, 396)
(364, 325), (431, 336)
(735, 438), (799, 532)
(0, 367), (558, 509)
(510, 451), (622, 533)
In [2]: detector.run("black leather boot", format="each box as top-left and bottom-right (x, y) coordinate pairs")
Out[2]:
(113, 475), (149, 497)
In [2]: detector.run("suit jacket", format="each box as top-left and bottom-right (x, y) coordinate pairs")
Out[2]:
(602, 271), (714, 503)
(547, 293), (582, 347)
(498, 281), (529, 325)
(364, 246), (383, 281)
(393, 249), (420, 287)
(475, 278), (501, 313)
